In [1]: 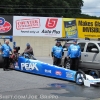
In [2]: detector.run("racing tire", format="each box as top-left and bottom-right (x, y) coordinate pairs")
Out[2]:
(89, 70), (100, 78)
(64, 58), (70, 69)
(75, 70), (86, 85)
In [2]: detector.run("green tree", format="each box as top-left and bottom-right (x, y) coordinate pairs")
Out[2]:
(0, 0), (99, 18)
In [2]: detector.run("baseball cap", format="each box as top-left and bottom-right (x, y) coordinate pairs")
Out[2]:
(73, 39), (77, 42)
(26, 43), (30, 46)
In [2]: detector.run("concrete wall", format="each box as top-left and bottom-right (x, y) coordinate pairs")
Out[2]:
(13, 36), (57, 57)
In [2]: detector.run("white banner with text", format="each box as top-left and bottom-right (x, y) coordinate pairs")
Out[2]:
(13, 16), (62, 37)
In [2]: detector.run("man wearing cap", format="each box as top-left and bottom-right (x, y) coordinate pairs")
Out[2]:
(0, 40), (12, 71)
(51, 41), (64, 66)
(67, 39), (81, 71)
(24, 43), (34, 55)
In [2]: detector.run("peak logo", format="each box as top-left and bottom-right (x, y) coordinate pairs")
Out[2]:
(21, 63), (39, 71)
(45, 18), (58, 29)
(16, 18), (40, 30)
(0, 17), (12, 33)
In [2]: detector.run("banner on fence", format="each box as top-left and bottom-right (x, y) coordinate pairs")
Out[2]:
(62, 18), (100, 39)
(13, 16), (62, 37)
(0, 16), (13, 36)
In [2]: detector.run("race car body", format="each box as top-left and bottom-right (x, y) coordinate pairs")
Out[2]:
(10, 53), (100, 87)
(13, 55), (76, 82)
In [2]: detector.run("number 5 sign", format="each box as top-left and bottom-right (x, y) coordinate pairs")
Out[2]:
(45, 18), (58, 29)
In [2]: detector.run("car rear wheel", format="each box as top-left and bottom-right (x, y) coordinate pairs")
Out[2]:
(75, 70), (86, 85)
(64, 58), (70, 69)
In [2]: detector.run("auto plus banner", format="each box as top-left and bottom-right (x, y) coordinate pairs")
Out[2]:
(13, 16), (62, 37)
(0, 16), (13, 35)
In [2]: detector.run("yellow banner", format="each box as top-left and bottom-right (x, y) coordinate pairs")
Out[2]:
(62, 18), (100, 39)
(62, 18), (78, 38)
(76, 19), (100, 39)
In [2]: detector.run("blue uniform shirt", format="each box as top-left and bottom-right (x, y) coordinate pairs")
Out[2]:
(1, 44), (12, 57)
(52, 46), (63, 58)
(67, 44), (81, 58)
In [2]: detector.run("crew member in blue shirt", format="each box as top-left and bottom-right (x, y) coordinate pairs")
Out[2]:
(0, 40), (12, 71)
(51, 41), (64, 66)
(67, 40), (81, 71)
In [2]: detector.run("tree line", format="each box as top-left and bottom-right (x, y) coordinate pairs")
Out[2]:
(0, 0), (99, 18)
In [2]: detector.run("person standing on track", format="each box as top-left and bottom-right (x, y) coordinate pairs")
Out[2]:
(67, 39), (81, 71)
(51, 41), (64, 66)
(0, 40), (12, 71)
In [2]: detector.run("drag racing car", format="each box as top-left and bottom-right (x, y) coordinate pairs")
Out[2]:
(9, 47), (100, 87)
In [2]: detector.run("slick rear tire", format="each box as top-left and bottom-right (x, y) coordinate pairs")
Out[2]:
(75, 70), (86, 85)
(89, 70), (100, 78)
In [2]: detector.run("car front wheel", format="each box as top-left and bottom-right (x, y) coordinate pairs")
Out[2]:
(75, 70), (86, 85)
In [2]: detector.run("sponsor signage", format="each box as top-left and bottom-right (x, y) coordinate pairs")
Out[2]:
(45, 69), (51, 73)
(13, 16), (62, 37)
(0, 16), (13, 35)
(66, 72), (73, 78)
(16, 18), (40, 30)
(55, 71), (62, 76)
(62, 18), (78, 38)
(76, 18), (100, 38)
(21, 63), (39, 71)
(62, 18), (100, 39)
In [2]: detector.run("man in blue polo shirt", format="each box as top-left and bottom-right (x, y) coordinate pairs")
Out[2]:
(67, 39), (81, 71)
(51, 41), (64, 66)
(1, 40), (12, 71)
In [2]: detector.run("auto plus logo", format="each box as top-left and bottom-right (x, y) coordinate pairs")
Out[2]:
(16, 18), (40, 30)
(45, 18), (58, 29)
(55, 71), (62, 76)
(41, 18), (60, 36)
(0, 17), (12, 33)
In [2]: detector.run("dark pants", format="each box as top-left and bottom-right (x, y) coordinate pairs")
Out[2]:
(53, 56), (62, 66)
(70, 57), (79, 71)
(3, 57), (10, 70)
